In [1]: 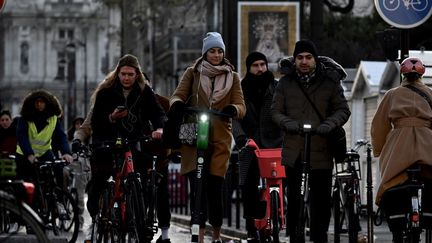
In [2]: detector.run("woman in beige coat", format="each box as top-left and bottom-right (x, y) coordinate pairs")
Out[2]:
(168, 32), (245, 243)
(371, 57), (432, 240)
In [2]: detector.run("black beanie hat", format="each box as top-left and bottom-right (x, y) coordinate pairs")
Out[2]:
(118, 54), (141, 70)
(246, 51), (268, 71)
(293, 40), (318, 59)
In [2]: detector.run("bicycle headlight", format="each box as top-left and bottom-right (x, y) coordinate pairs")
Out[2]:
(199, 113), (208, 122)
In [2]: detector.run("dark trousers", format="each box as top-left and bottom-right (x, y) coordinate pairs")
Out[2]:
(187, 171), (224, 228)
(286, 160), (332, 243)
(156, 164), (171, 228)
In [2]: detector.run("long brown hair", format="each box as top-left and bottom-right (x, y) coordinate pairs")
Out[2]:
(90, 58), (149, 106)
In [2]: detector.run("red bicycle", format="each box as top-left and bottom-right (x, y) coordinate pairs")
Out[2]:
(89, 136), (149, 243)
(246, 139), (285, 243)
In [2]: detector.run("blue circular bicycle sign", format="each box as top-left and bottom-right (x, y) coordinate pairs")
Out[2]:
(375, 0), (432, 28)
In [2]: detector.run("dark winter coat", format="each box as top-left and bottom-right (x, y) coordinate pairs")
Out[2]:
(0, 117), (18, 155)
(91, 81), (166, 144)
(271, 56), (351, 170)
(233, 71), (283, 148)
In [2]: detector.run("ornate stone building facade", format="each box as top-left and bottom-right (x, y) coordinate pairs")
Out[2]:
(0, 0), (121, 127)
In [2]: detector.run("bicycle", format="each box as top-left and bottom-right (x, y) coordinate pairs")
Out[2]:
(89, 136), (149, 243)
(244, 139), (285, 243)
(380, 164), (431, 243)
(332, 139), (368, 243)
(33, 159), (80, 243)
(383, 0), (428, 11)
(67, 144), (92, 231)
(0, 180), (50, 243)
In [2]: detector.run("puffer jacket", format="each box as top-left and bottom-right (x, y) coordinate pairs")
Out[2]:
(271, 56), (351, 170)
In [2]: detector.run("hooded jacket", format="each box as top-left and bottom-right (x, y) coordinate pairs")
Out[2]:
(16, 90), (70, 158)
(272, 56), (351, 170)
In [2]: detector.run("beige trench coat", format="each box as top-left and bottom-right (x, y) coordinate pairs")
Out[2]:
(170, 61), (246, 178)
(371, 80), (432, 205)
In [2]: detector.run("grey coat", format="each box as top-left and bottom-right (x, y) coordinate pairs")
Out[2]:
(271, 56), (351, 170)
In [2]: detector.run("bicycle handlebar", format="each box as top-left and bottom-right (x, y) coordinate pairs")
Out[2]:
(351, 139), (370, 152)
(184, 107), (233, 118)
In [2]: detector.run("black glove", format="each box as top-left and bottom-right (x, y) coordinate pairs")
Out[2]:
(283, 121), (300, 135)
(71, 139), (81, 153)
(235, 135), (248, 149)
(168, 101), (185, 119)
(316, 123), (333, 135)
(222, 105), (237, 117)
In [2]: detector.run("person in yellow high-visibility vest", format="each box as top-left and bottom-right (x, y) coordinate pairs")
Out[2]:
(15, 89), (73, 185)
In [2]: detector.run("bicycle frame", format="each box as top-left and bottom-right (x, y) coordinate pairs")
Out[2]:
(91, 137), (149, 243)
(246, 139), (285, 242)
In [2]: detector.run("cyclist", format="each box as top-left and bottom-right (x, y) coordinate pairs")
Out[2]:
(371, 57), (432, 242)
(15, 89), (74, 226)
(167, 32), (245, 243)
(272, 40), (350, 243)
(0, 109), (18, 156)
(64, 116), (87, 231)
(73, 78), (174, 243)
(232, 51), (283, 242)
(86, 54), (166, 240)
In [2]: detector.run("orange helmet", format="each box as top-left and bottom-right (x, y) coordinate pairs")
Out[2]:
(400, 57), (425, 76)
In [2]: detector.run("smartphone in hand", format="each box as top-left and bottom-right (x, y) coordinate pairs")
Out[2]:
(116, 105), (126, 111)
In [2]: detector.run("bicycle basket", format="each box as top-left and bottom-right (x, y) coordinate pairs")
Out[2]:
(335, 151), (361, 180)
(254, 148), (285, 179)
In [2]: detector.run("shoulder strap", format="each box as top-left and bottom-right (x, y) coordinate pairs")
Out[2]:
(405, 84), (432, 110)
(295, 80), (325, 122)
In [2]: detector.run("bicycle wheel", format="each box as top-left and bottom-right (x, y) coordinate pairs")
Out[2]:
(345, 184), (360, 243)
(62, 188), (78, 232)
(270, 190), (280, 243)
(92, 183), (120, 243)
(53, 188), (80, 243)
(0, 190), (50, 243)
(126, 177), (147, 242)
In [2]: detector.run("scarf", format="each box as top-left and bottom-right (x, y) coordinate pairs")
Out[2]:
(296, 68), (316, 89)
(199, 60), (233, 106)
(242, 71), (273, 110)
